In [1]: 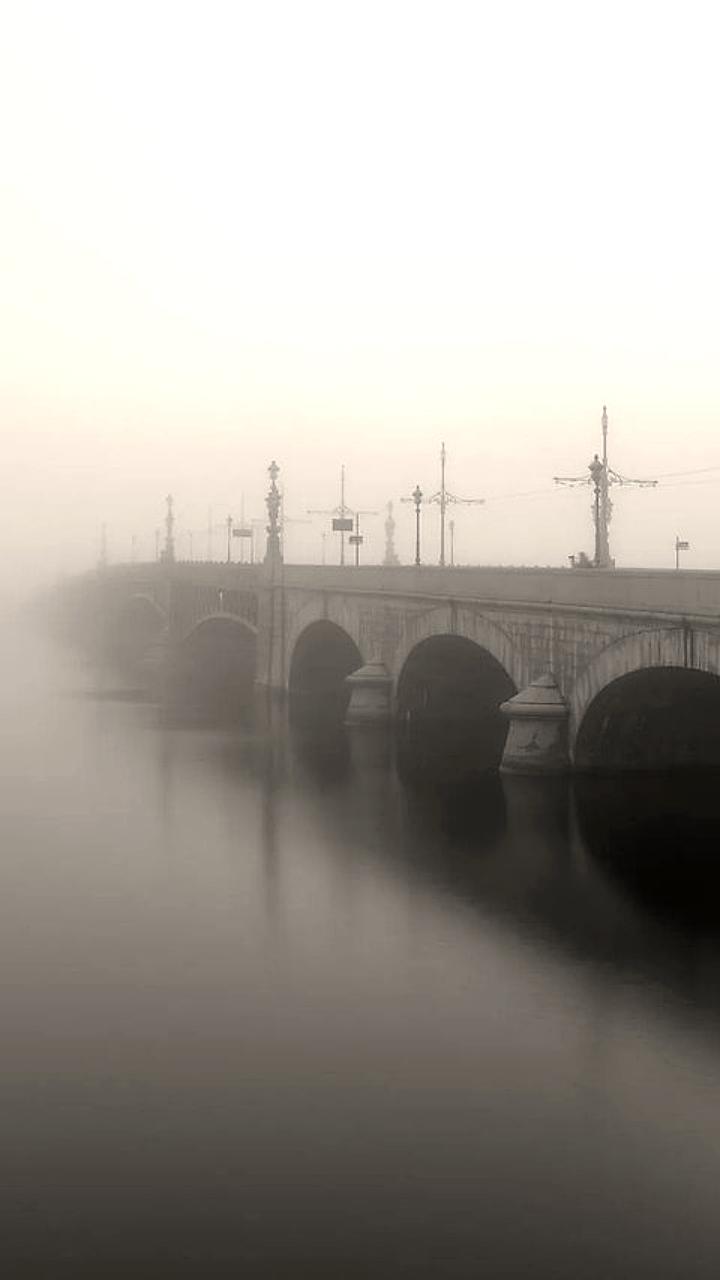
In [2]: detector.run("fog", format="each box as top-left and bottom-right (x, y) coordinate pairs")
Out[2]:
(6, 10), (720, 1274)
(2, 1), (719, 595)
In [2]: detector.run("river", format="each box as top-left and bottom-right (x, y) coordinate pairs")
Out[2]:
(2, 617), (720, 1277)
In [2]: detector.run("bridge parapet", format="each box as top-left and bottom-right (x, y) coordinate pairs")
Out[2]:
(276, 564), (720, 620)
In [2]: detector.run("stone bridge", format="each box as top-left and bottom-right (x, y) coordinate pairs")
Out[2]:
(71, 559), (720, 773)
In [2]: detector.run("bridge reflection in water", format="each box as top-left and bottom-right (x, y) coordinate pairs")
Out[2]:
(284, 717), (720, 1032)
(7, 619), (720, 1277)
(153, 624), (720, 968)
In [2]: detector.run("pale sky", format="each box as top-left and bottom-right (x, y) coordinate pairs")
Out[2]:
(2, 0), (720, 590)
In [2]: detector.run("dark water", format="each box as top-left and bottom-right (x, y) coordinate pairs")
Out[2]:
(3, 623), (720, 1278)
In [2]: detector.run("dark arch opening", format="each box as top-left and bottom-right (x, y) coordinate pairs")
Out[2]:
(289, 621), (362, 728)
(110, 596), (166, 674)
(172, 617), (257, 721)
(575, 666), (720, 771)
(396, 635), (516, 783)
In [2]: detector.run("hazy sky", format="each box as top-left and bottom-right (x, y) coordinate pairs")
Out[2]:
(2, 1), (720, 588)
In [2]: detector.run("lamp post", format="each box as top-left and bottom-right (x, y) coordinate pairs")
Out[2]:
(675, 536), (690, 570)
(412, 485), (423, 565)
(589, 454), (604, 567)
(163, 495), (175, 564)
(449, 519), (455, 566)
(401, 485), (423, 566)
(349, 509), (378, 566)
(265, 460), (282, 564)
(307, 465), (354, 565)
(349, 512), (363, 567)
(554, 406), (657, 569)
(427, 443), (484, 566)
(226, 514), (233, 564)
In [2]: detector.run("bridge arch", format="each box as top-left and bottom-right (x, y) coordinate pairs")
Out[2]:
(116, 592), (166, 626)
(284, 595), (364, 683)
(389, 605), (521, 690)
(172, 613), (258, 717)
(396, 632), (517, 779)
(179, 611), (258, 646)
(573, 626), (720, 769)
(289, 620), (363, 723)
(110, 593), (167, 666)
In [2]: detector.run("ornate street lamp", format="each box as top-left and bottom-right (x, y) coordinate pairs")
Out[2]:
(589, 454), (604, 567)
(401, 484), (424, 566)
(265, 460), (282, 563)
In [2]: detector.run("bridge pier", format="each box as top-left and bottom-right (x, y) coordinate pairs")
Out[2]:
(255, 567), (286, 692)
(500, 674), (569, 775)
(141, 630), (173, 701)
(344, 661), (393, 725)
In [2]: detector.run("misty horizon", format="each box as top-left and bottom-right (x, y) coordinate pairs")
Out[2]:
(3, 3), (720, 594)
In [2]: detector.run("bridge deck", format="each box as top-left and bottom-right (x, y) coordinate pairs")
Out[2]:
(99, 561), (720, 621)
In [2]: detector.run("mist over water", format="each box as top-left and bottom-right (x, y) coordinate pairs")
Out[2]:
(3, 614), (720, 1277)
(6, 3), (720, 1272)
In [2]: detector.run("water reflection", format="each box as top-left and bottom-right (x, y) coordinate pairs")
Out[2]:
(8, 628), (720, 1277)
(575, 772), (720, 934)
(290, 721), (352, 787)
(65, 662), (720, 1018)
(287, 713), (720, 1027)
(401, 769), (507, 862)
(396, 713), (507, 783)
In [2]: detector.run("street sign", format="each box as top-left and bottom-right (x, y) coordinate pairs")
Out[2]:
(676, 540), (690, 551)
(332, 518), (354, 532)
(232, 527), (253, 538)
(348, 534), (363, 545)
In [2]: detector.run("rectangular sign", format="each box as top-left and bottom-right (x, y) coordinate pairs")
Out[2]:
(332, 518), (354, 532)
(676, 540), (690, 550)
(232, 528), (253, 538)
(348, 534), (363, 545)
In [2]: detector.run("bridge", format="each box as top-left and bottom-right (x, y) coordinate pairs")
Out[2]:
(64, 553), (720, 775)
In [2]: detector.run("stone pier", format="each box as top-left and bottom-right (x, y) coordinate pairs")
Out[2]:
(500, 674), (569, 774)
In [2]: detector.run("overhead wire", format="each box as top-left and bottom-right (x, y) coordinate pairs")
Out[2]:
(482, 472), (720, 504)
(652, 464), (720, 479)
(656, 476), (720, 488)
(483, 485), (569, 504)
